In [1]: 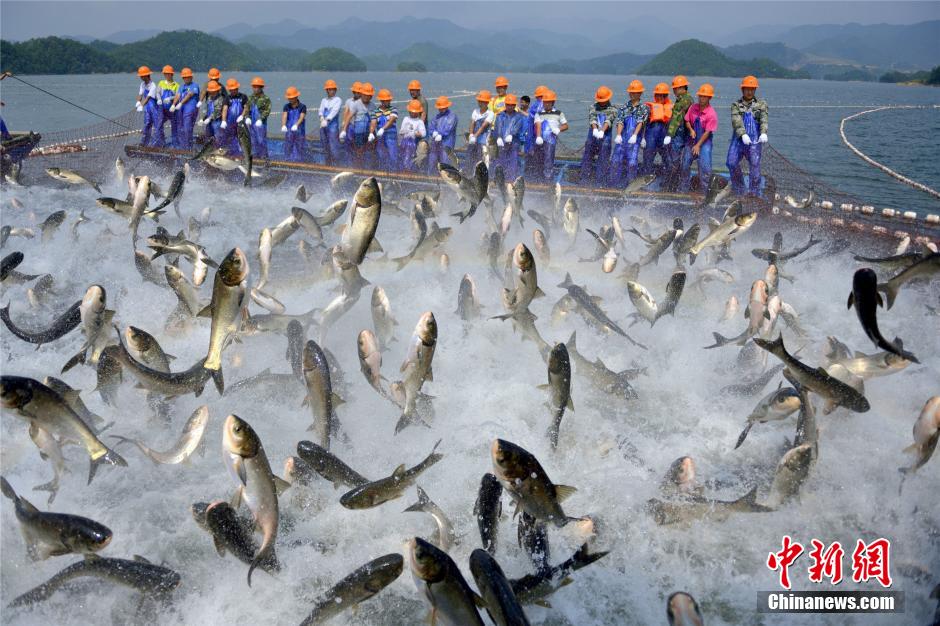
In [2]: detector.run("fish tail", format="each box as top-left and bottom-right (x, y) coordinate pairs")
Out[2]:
(734, 422), (753, 449)
(208, 367), (224, 395)
(0, 476), (16, 501)
(569, 542), (610, 570)
(61, 349), (86, 374)
(87, 448), (127, 485)
(878, 281), (899, 310)
(403, 485), (431, 512)
(247, 543), (279, 587)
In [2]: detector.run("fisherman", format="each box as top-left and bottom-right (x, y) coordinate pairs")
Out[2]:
(398, 100), (426, 172)
(339, 82), (362, 165)
(156, 66), (180, 148)
(246, 77), (271, 159)
(679, 83), (717, 192)
(532, 89), (568, 182)
(662, 75), (692, 190)
(172, 68), (199, 150)
(220, 78), (248, 154)
(135, 66), (160, 147)
(611, 80), (649, 187)
(579, 86), (616, 186)
(494, 93), (525, 181)
(727, 75), (769, 197)
(642, 82), (672, 177)
(427, 96), (458, 174)
(489, 76), (509, 117)
(466, 90), (494, 171)
(200, 80), (226, 147)
(343, 82), (375, 169)
(519, 95), (535, 169)
(407, 79), (429, 125)
(197, 68), (226, 140)
(370, 89), (399, 172)
(318, 79), (342, 166)
(280, 86), (306, 162)
(531, 85), (548, 118)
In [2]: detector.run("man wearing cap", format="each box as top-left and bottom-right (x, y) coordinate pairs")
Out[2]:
(281, 86), (306, 162)
(642, 82), (672, 177)
(220, 78), (248, 154)
(662, 75), (692, 190)
(488, 76), (509, 118)
(339, 82), (362, 165)
(246, 77), (271, 159)
(494, 93), (525, 181)
(727, 75), (769, 197)
(171, 68), (199, 150)
(200, 80), (226, 147)
(155, 66), (179, 148)
(579, 86), (617, 186)
(344, 82), (375, 168)
(427, 96), (458, 174)
(135, 66), (159, 147)
(466, 90), (494, 172)
(532, 90), (568, 182)
(318, 79), (342, 166)
(196, 69), (225, 140)
(679, 84), (718, 193)
(398, 99), (426, 172)
(370, 89), (399, 171)
(612, 80), (649, 187)
(407, 80), (429, 125)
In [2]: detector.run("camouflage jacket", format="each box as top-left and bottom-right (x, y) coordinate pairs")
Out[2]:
(617, 101), (649, 129)
(588, 103), (619, 130)
(730, 98), (769, 138)
(247, 93), (272, 121)
(667, 92), (693, 137)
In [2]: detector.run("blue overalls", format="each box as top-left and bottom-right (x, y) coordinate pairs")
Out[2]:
(348, 104), (373, 169)
(579, 109), (613, 186)
(727, 104), (762, 196)
(205, 96), (224, 148)
(157, 81), (179, 148)
(374, 107), (399, 172)
(319, 99), (341, 166)
(140, 83), (161, 147)
(427, 109), (457, 175)
(611, 107), (643, 187)
(534, 114), (561, 182)
(466, 110), (491, 173)
(247, 97), (269, 159)
(680, 111), (713, 192)
(223, 95), (245, 154)
(642, 105), (670, 177)
(494, 111), (524, 181)
(283, 103), (306, 162)
(177, 83), (199, 150)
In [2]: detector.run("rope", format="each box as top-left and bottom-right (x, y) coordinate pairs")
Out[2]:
(5, 74), (138, 131)
(839, 105), (940, 200)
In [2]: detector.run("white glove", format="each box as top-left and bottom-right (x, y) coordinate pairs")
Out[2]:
(281, 125), (288, 132)
(741, 134), (752, 146)
(628, 134), (637, 145)
(614, 135), (623, 145)
(236, 115), (244, 124)
(291, 124), (299, 132)
(759, 133), (768, 144)
(641, 138), (647, 149)
(339, 131), (346, 141)
(136, 103), (143, 112)
(196, 100), (203, 109)
(535, 136), (544, 146)
(496, 137), (504, 148)
(468, 134), (477, 145)
(220, 120), (228, 129)
(504, 134), (512, 144)
(663, 135), (671, 146)
(254, 119), (262, 128)
(594, 129), (604, 140)
(434, 133), (442, 143)
(320, 118), (328, 128)
(169, 104), (176, 112)
(376, 128), (384, 138)
(156, 98), (163, 106)
(368, 132), (375, 142)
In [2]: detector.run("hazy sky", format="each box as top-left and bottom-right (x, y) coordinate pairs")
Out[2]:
(2, 1), (938, 41)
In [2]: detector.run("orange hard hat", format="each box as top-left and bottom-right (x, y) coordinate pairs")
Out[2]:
(671, 75), (689, 89)
(407, 100), (424, 114)
(627, 79), (644, 93)
(741, 75), (759, 89)
(162, 65), (174, 75)
(351, 81), (363, 93)
(542, 89), (557, 102)
(226, 78), (240, 90)
(504, 93), (518, 106)
(408, 79), (422, 90)
(378, 88), (393, 101)
(654, 82), (670, 96)
(180, 67), (193, 78)
(324, 79), (337, 89)
(206, 80), (221, 93)
(494, 75), (509, 88)
(359, 82), (375, 96)
(137, 66), (151, 77)
(476, 89), (492, 102)
(435, 96), (452, 109)
(208, 68), (221, 80)
(534, 85), (548, 98)
(697, 83), (715, 98)
(284, 86), (300, 99)
(251, 76), (265, 87)
(594, 86), (612, 102)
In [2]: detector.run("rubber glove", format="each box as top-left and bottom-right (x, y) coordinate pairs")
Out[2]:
(291, 124), (299, 132)
(504, 134), (512, 144)
(196, 100), (202, 109)
(320, 118), (328, 128)
(368, 132), (375, 142)
(135, 102), (143, 112)
(156, 97), (163, 106)
(169, 104), (176, 113)
(235, 115), (243, 124)
(641, 138), (647, 149)
(496, 137), (504, 148)
(254, 119), (262, 128)
(281, 125), (288, 133)
(220, 120), (228, 129)
(741, 134), (752, 146)
(468, 134), (477, 144)
(663, 135), (671, 146)
(759, 133), (768, 144)
(434, 133), (442, 143)
(535, 136), (544, 146)
(376, 128), (384, 137)
(614, 135), (623, 145)
(339, 131), (346, 141)
(628, 134), (637, 145)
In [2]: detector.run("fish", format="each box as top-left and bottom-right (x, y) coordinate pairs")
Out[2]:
(565, 331), (640, 400)
(509, 543), (609, 605)
(147, 227), (217, 270)
(408, 536), (485, 626)
(851, 251), (925, 272)
(69, 210), (89, 241)
(315, 199), (349, 228)
(395, 311), (437, 434)
(638, 227), (679, 267)
(498, 243), (545, 318)
(627, 270), (686, 327)
(622, 173), (657, 195)
(299, 554), (404, 626)
(42, 376), (106, 430)
(899, 396), (939, 476)
(294, 184), (308, 203)
(404, 486), (457, 551)
(202, 248), (249, 394)
(441, 162), (488, 223)
(532, 229), (550, 265)
(256, 228), (273, 290)
(393, 207), (428, 271)
(115, 157), (125, 182)
(784, 188), (815, 210)
(719, 295), (739, 322)
(470, 549), (532, 626)
(39, 210), (66, 242)
(249, 288), (285, 315)
(222, 414), (285, 585)
(0, 375), (127, 483)
(801, 238), (851, 262)
(7, 555), (181, 608)
(667, 592), (705, 626)
(704, 279), (770, 348)
(151, 171), (185, 217)
(689, 212), (757, 264)
(646, 485), (772, 526)
(491, 439), (577, 527)
(0, 476), (111, 560)
(302, 339), (342, 449)
(830, 349), (911, 380)
(44, 167), (101, 192)
(1, 250), (24, 281)
(562, 198), (579, 246)
(111, 327), (212, 398)
(414, 140), (430, 169)
(877, 252), (939, 310)
(165, 263), (204, 319)
(660, 456), (702, 497)
(456, 274), (483, 321)
(340, 440), (443, 509)
(720, 364), (785, 398)
(296, 440), (370, 490)
(700, 173), (731, 208)
(129, 174), (151, 242)
(753, 336), (870, 413)
(110, 405), (209, 464)
(580, 226), (614, 263)
(557, 273), (646, 349)
(673, 223), (701, 266)
(517, 511), (550, 575)
(135, 250), (163, 285)
(734, 385), (801, 449)
(1, 300), (81, 347)
(769, 443), (815, 506)
(527, 210), (552, 237)
(318, 290), (360, 343)
(61, 285), (115, 373)
(237, 124), (253, 185)
(192, 501), (277, 573)
(474, 473), (503, 556)
(290, 207), (322, 242)
(342, 177), (382, 265)
(752, 234), (820, 263)
(357, 329), (387, 397)
(94, 346), (123, 406)
(848, 268), (919, 363)
(541, 343), (574, 449)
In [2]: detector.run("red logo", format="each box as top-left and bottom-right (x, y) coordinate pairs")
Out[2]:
(767, 536), (891, 589)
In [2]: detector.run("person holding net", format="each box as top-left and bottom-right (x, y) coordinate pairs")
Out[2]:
(726, 75), (769, 197)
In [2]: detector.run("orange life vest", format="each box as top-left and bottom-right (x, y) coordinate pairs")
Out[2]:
(646, 98), (672, 124)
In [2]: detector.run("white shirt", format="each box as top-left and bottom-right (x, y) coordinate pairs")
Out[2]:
(471, 108), (495, 125)
(138, 81), (157, 101)
(535, 110), (567, 135)
(319, 96), (342, 122)
(400, 117), (426, 139)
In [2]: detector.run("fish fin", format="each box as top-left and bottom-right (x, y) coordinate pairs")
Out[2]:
(331, 393), (345, 407)
(877, 282), (899, 310)
(132, 554), (152, 564)
(230, 486), (243, 509)
(764, 309), (771, 320)
(212, 534), (227, 557)
(403, 485), (431, 512)
(567, 396), (575, 411)
(61, 350), (86, 373)
(473, 592), (487, 609)
(735, 422), (754, 449)
(536, 383), (551, 391)
(875, 292), (884, 308)
(273, 476), (292, 496)
(555, 484), (577, 502)
(87, 448), (127, 485)
(737, 485), (759, 506)
(846, 292), (854, 310)
(196, 304), (213, 318)
(744, 305), (751, 319)
(209, 367), (224, 395)
(534, 287), (546, 299)
(301, 395), (309, 407)
(426, 367), (433, 382)
(534, 600), (554, 609)
(901, 443), (918, 454)
(392, 464), (407, 479)
(816, 366), (829, 377)
(0, 476), (18, 502)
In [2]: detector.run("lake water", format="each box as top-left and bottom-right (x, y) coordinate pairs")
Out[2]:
(2, 71), (939, 214)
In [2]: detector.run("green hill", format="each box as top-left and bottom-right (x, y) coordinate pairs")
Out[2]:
(302, 46), (366, 72)
(533, 52), (651, 75)
(0, 37), (119, 73)
(636, 39), (809, 79)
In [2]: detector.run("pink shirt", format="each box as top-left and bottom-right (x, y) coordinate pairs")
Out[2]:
(685, 103), (718, 133)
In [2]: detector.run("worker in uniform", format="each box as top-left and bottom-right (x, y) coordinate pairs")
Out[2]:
(642, 82), (672, 177)
(318, 79), (342, 165)
(200, 80), (226, 148)
(427, 96), (458, 174)
(494, 93), (525, 181)
(579, 85), (616, 186)
(246, 76), (271, 159)
(343, 82), (375, 169)
(370, 89), (399, 171)
(407, 79), (429, 125)
(679, 83), (717, 192)
(198, 68), (226, 141)
(489, 76), (509, 117)
(611, 80), (649, 187)
(726, 75), (769, 197)
(172, 68), (199, 150)
(398, 100), (426, 172)
(220, 78), (248, 154)
(135, 66), (159, 147)
(156, 65), (179, 148)
(532, 89), (568, 182)
(339, 81), (362, 165)
(466, 90), (494, 172)
(281, 86), (306, 162)
(662, 75), (692, 190)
